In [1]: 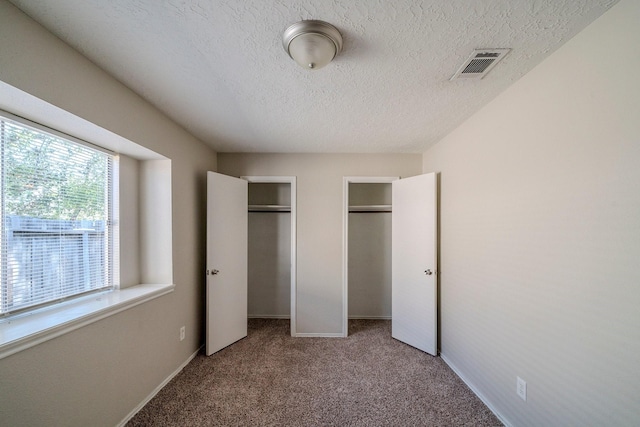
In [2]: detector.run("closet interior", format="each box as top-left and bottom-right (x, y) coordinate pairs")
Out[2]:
(347, 182), (392, 319)
(247, 182), (291, 319)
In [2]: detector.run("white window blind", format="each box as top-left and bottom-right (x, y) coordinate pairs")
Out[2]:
(1, 114), (118, 316)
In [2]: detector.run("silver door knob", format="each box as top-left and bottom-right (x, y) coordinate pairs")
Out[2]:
(424, 269), (433, 275)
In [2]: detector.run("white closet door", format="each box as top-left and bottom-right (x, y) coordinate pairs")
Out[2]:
(392, 173), (437, 355)
(206, 172), (248, 355)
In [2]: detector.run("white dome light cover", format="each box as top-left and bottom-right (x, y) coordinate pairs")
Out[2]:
(283, 20), (343, 70)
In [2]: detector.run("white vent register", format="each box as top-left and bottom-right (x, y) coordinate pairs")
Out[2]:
(451, 48), (510, 80)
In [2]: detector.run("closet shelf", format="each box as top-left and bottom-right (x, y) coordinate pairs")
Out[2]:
(348, 205), (392, 213)
(248, 204), (291, 212)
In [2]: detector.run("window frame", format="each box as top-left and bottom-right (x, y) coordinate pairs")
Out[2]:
(0, 111), (119, 317)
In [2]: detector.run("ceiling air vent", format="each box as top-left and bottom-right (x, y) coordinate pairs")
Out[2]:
(450, 48), (510, 80)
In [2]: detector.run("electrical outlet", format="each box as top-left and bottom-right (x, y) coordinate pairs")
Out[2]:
(179, 326), (185, 341)
(517, 376), (527, 401)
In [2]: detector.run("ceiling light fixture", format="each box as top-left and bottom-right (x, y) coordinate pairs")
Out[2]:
(283, 20), (343, 70)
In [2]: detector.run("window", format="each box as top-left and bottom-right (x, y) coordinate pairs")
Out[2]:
(0, 114), (118, 317)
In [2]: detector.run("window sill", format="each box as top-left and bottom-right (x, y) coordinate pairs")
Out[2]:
(0, 283), (175, 360)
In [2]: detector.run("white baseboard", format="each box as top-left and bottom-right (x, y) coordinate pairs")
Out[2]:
(117, 345), (203, 427)
(348, 315), (391, 320)
(294, 332), (345, 338)
(440, 353), (512, 427)
(248, 315), (291, 319)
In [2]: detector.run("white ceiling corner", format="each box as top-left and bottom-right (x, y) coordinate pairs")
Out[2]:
(9, 0), (619, 153)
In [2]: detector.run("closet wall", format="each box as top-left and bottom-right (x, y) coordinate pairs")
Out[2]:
(248, 183), (291, 318)
(348, 183), (392, 318)
(217, 153), (422, 335)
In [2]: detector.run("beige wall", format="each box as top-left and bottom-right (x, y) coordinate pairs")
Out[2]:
(218, 154), (422, 334)
(0, 2), (217, 426)
(348, 212), (392, 318)
(422, 0), (640, 425)
(248, 212), (292, 317)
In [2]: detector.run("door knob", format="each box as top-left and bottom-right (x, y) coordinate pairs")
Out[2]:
(424, 269), (433, 276)
(207, 269), (220, 276)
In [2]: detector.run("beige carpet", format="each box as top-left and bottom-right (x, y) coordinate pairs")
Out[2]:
(128, 319), (502, 426)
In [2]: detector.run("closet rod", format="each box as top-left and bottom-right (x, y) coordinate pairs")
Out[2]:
(248, 204), (291, 213)
(348, 205), (392, 213)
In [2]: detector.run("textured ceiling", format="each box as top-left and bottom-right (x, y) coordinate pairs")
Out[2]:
(10, 0), (618, 153)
